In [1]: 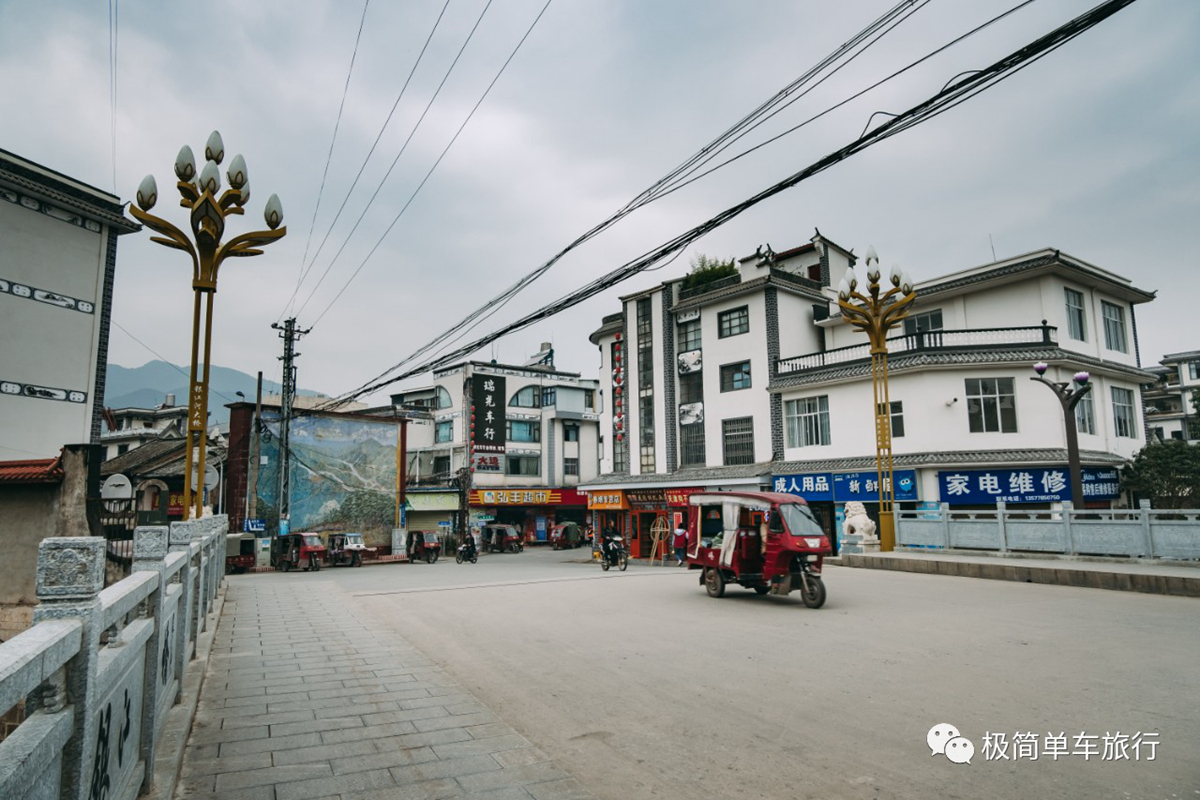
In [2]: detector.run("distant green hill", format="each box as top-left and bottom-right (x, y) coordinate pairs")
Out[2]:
(104, 360), (326, 424)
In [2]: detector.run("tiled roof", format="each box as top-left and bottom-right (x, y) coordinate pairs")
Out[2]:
(774, 448), (1126, 473)
(143, 446), (227, 479)
(768, 347), (1157, 390)
(0, 456), (64, 484)
(101, 437), (187, 476)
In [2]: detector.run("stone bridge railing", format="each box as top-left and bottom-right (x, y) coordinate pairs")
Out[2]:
(0, 515), (227, 800)
(897, 501), (1200, 559)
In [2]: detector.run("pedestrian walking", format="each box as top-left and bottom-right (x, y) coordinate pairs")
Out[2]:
(673, 522), (688, 566)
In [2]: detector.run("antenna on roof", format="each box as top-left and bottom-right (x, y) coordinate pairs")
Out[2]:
(988, 233), (997, 261)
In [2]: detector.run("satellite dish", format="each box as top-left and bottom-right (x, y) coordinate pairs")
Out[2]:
(101, 474), (133, 500)
(189, 465), (220, 491)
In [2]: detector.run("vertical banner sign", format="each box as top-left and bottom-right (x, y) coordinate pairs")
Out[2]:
(471, 375), (507, 454)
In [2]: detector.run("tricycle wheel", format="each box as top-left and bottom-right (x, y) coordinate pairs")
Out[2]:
(801, 576), (826, 609)
(426, 552), (434, 564)
(353, 553), (362, 568)
(753, 585), (770, 595)
(705, 567), (725, 598)
(311, 557), (320, 572)
(282, 559), (291, 572)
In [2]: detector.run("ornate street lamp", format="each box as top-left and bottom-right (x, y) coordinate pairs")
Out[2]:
(1030, 363), (1092, 507)
(836, 247), (916, 551)
(131, 132), (286, 520)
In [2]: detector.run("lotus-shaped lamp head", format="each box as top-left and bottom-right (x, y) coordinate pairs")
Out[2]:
(226, 154), (248, 190)
(1073, 371), (1090, 385)
(1033, 362), (1049, 375)
(174, 145), (196, 182)
(136, 174), (157, 211)
(865, 245), (879, 266)
(837, 278), (850, 301)
(204, 131), (225, 165)
(890, 263), (902, 287)
(198, 160), (221, 194)
(845, 267), (858, 292)
(264, 194), (284, 229)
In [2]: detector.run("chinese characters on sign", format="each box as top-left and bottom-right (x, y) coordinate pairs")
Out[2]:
(586, 490), (629, 510)
(474, 455), (502, 472)
(937, 467), (1121, 504)
(980, 731), (1157, 762)
(470, 375), (507, 454)
(771, 470), (918, 503)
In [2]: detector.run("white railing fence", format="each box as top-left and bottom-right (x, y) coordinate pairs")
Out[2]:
(0, 516), (227, 800)
(897, 501), (1200, 559)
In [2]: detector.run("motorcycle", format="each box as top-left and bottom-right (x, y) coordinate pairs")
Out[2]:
(600, 536), (628, 572)
(455, 538), (478, 564)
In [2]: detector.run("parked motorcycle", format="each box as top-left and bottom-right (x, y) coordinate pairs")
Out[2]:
(600, 536), (628, 572)
(455, 537), (478, 564)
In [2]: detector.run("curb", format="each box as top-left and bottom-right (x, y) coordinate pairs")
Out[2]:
(834, 554), (1200, 597)
(142, 587), (226, 800)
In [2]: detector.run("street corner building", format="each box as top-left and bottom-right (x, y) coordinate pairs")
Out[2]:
(579, 231), (1158, 553)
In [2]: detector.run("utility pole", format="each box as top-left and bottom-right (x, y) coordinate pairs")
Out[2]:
(247, 370), (263, 520)
(271, 318), (310, 534)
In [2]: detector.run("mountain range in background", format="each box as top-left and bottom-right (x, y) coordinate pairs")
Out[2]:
(103, 360), (326, 424)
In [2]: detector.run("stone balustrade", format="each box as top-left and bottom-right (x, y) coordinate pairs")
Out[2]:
(0, 515), (227, 800)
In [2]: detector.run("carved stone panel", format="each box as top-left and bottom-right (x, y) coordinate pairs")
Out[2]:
(36, 538), (105, 599)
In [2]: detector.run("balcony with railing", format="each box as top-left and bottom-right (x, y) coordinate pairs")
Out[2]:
(776, 324), (1058, 376)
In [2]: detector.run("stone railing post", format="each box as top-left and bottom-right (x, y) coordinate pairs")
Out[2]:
(996, 501), (1008, 553)
(168, 521), (195, 678)
(32, 538), (105, 800)
(1139, 499), (1155, 558)
(192, 523), (210, 635)
(1062, 501), (1076, 555)
(131, 526), (169, 794)
(940, 503), (951, 548)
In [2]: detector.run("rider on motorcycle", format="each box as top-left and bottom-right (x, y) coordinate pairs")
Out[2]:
(602, 528), (623, 566)
(460, 532), (477, 561)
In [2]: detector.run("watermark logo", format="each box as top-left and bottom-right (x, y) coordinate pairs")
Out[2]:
(928, 724), (973, 765)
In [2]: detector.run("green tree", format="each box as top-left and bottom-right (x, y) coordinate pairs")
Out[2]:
(681, 254), (737, 291)
(1120, 440), (1200, 509)
(1189, 389), (1200, 440)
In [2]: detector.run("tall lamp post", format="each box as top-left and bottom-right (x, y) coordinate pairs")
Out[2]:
(836, 247), (916, 552)
(1031, 363), (1092, 507)
(131, 131), (286, 520)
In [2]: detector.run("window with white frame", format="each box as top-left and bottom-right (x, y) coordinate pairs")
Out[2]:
(1065, 288), (1086, 341)
(785, 396), (830, 447)
(722, 417), (755, 466)
(510, 385), (541, 408)
(677, 318), (701, 352)
(506, 420), (541, 443)
(563, 422), (580, 442)
(506, 455), (541, 476)
(1101, 301), (1128, 353)
(965, 378), (1017, 433)
(1111, 386), (1136, 438)
(717, 306), (749, 338)
(435, 420), (453, 443)
(1075, 390), (1096, 435)
(719, 361), (751, 392)
(1189, 361), (1200, 381)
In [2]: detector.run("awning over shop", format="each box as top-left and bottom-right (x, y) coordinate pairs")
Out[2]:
(407, 492), (460, 511)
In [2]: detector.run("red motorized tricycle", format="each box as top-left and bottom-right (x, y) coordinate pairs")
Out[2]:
(686, 491), (831, 608)
(276, 532), (327, 572)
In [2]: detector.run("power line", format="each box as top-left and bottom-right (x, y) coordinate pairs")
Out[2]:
(323, 0), (936, 401)
(276, 0), (454, 323)
(289, 0), (372, 320)
(111, 321), (237, 405)
(321, 0), (1140, 409)
(307, 0), (556, 328)
(295, 0), (502, 321)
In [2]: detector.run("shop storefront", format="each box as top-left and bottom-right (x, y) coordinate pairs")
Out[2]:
(469, 487), (588, 544)
(586, 490), (628, 545)
(772, 469), (920, 551)
(406, 490), (460, 531)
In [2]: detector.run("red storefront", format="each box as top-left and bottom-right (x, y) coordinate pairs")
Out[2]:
(469, 487), (589, 544)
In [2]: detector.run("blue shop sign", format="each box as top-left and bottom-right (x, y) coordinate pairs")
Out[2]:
(937, 467), (1121, 504)
(772, 470), (918, 502)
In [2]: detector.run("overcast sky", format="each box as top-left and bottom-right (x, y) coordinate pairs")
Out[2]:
(1, 0), (1196, 402)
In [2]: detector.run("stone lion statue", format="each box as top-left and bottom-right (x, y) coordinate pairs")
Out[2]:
(842, 501), (878, 541)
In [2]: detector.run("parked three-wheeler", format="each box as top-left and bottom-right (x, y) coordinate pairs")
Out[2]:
(276, 532), (327, 572)
(549, 521), (583, 550)
(687, 491), (831, 608)
(483, 524), (524, 553)
(327, 532), (373, 567)
(225, 533), (255, 574)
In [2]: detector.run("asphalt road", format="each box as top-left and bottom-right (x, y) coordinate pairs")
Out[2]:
(293, 547), (1199, 799)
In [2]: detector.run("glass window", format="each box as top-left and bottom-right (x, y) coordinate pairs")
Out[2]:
(542, 387), (556, 407)
(965, 378), (1017, 433)
(563, 422), (580, 442)
(505, 455), (540, 476)
(679, 372), (703, 405)
(506, 420), (541, 443)
(639, 396), (655, 472)
(785, 396), (830, 447)
(435, 421), (453, 443)
(719, 361), (751, 392)
(1189, 361), (1200, 381)
(1075, 390), (1095, 435)
(434, 386), (452, 409)
(677, 318), (702, 352)
(717, 306), (749, 338)
(433, 455), (450, 476)
(680, 422), (706, 467)
(1112, 386), (1136, 438)
(510, 385), (541, 408)
(1101, 301), (1128, 353)
(903, 309), (943, 335)
(886, 401), (904, 438)
(584, 389), (595, 409)
(722, 417), (755, 466)
(563, 457), (579, 476)
(1065, 288), (1086, 341)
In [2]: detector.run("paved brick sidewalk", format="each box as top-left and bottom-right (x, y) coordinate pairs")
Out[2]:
(176, 577), (592, 800)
